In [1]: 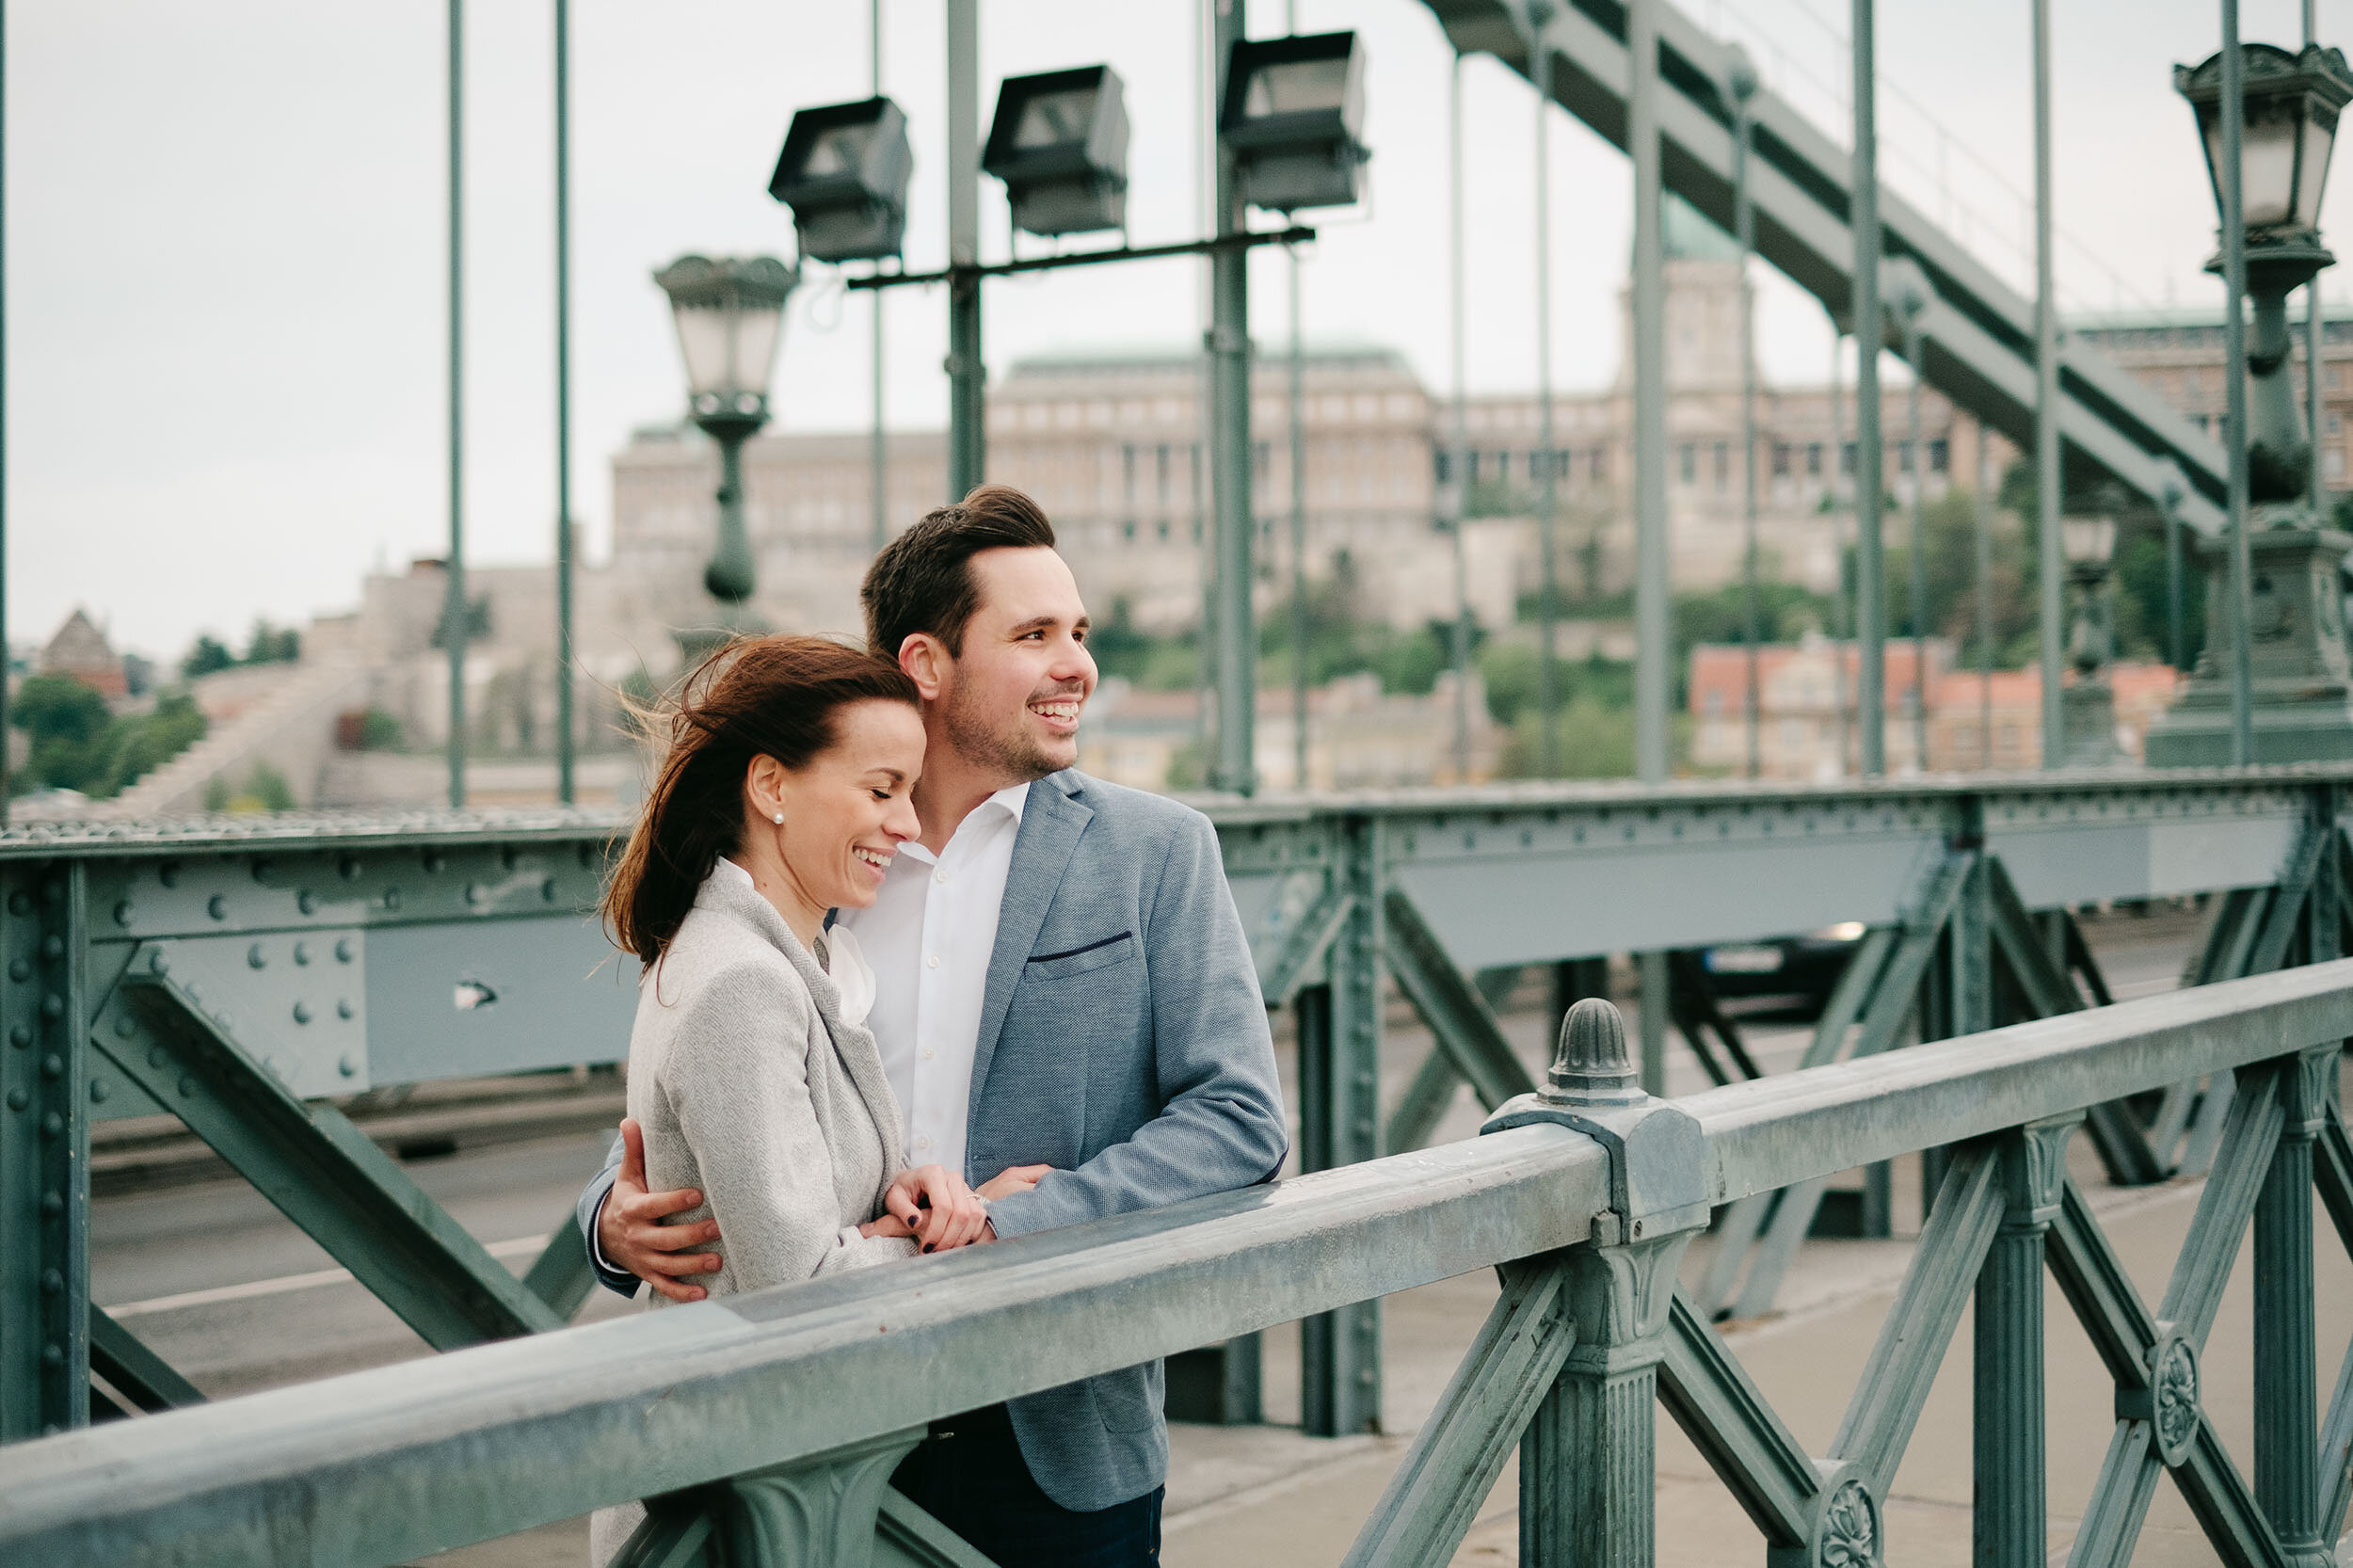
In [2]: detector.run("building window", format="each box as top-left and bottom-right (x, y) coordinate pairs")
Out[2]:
(1929, 438), (1949, 473)
(1773, 442), (1793, 478)
(1806, 442), (1824, 477)
(1678, 443), (1697, 485)
(1841, 441), (1857, 476)
(1156, 443), (1172, 508)
(1434, 450), (1453, 485)
(1712, 441), (1730, 490)
(2331, 447), (2346, 482)
(1591, 448), (1608, 484)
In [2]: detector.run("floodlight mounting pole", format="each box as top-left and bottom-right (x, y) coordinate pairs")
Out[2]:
(1208, 0), (1257, 798)
(845, 226), (1314, 291)
(946, 0), (983, 500)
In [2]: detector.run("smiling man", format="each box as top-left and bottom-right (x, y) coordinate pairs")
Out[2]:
(579, 484), (1289, 1568)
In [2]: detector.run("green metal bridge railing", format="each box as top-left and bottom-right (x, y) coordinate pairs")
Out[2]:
(5, 768), (2352, 1449)
(5, 951), (2351, 1566)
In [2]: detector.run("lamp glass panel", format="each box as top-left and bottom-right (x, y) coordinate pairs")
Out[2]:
(1242, 56), (1349, 119)
(671, 306), (738, 398)
(2061, 517), (2116, 565)
(2239, 108), (2301, 227)
(1013, 87), (1099, 149)
(729, 302), (785, 401)
(2297, 111), (2337, 229)
(801, 121), (876, 181)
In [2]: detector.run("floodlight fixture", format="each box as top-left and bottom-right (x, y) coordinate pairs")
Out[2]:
(1219, 31), (1369, 213)
(769, 97), (914, 263)
(984, 65), (1131, 236)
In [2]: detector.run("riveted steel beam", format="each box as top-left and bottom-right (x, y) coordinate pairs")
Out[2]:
(87, 1309), (203, 1415)
(93, 950), (560, 1349)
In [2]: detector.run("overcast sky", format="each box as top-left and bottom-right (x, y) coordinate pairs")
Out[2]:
(10, 0), (2345, 663)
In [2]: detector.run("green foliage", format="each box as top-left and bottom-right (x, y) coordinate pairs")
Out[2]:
(243, 619), (301, 664)
(180, 634), (236, 680)
(9, 675), (207, 797)
(1495, 697), (1639, 779)
(429, 596), (493, 650)
(1479, 643), (1633, 728)
(353, 707), (406, 751)
(212, 761), (294, 814)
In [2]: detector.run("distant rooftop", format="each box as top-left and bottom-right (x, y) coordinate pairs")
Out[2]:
(1004, 339), (1412, 378)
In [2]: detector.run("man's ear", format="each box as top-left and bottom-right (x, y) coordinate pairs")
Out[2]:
(898, 633), (950, 702)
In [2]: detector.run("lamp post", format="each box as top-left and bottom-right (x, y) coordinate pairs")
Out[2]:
(2059, 513), (2121, 766)
(654, 254), (797, 663)
(2147, 41), (2353, 766)
(1726, 44), (1760, 780)
(1884, 255), (1932, 773)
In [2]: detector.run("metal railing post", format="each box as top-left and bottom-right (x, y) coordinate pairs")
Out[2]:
(1302, 813), (1382, 1435)
(0, 863), (88, 1439)
(1971, 1114), (2075, 1564)
(2254, 1047), (2332, 1560)
(1497, 999), (1706, 1567)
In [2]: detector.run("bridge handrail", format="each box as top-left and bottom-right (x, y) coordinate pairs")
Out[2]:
(6, 957), (2351, 1567)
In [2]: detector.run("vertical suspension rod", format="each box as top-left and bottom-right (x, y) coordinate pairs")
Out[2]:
(870, 0), (888, 553)
(552, 0), (574, 806)
(2032, 0), (2062, 772)
(1851, 0), (1886, 777)
(1209, 0), (1256, 794)
(1532, 2), (1560, 777)
(945, 0), (983, 500)
(1449, 51), (1473, 782)
(1631, 0), (1670, 784)
(446, 0), (468, 808)
(2223, 0), (2254, 765)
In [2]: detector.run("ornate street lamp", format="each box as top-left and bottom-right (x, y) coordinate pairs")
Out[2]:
(2149, 42), (2353, 765)
(654, 253), (797, 640)
(2059, 514), (2121, 766)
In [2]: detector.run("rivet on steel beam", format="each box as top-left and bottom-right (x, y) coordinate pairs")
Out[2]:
(248, 944), (267, 970)
(41, 1111), (63, 1136)
(157, 862), (179, 888)
(41, 1054), (62, 1078)
(465, 883), (485, 905)
(40, 1269), (62, 1295)
(263, 1057), (281, 1079)
(216, 1012), (234, 1031)
(501, 846), (520, 871)
(339, 856), (361, 881)
(41, 1347), (62, 1369)
(293, 941), (311, 965)
(339, 1054), (358, 1077)
(40, 935), (62, 961)
(8, 959), (28, 983)
(89, 1079), (110, 1103)
(337, 999), (354, 1020)
(297, 891), (318, 916)
(114, 1016), (136, 1039)
(40, 994), (63, 1019)
(542, 878), (558, 903)
(7, 1026), (26, 1049)
(423, 851), (446, 874)
(176, 1076), (195, 1097)
(292, 1002), (312, 1025)
(250, 859), (272, 885)
(383, 888), (402, 911)
(6, 1088), (26, 1112)
(149, 950), (169, 975)
(40, 1191), (61, 1215)
(146, 1046), (167, 1069)
(113, 902), (134, 927)
(207, 896), (227, 920)
(335, 937), (356, 964)
(184, 982), (202, 1002)
(6, 890), (28, 915)
(43, 879), (63, 904)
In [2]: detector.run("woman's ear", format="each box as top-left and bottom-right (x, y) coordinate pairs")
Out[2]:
(898, 633), (949, 702)
(744, 754), (791, 825)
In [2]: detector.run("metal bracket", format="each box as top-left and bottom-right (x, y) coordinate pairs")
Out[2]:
(111, 934), (368, 1096)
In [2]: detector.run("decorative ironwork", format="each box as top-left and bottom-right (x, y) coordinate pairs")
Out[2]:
(1815, 1477), (1880, 1568)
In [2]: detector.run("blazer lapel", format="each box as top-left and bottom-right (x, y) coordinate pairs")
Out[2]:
(967, 772), (1092, 1114)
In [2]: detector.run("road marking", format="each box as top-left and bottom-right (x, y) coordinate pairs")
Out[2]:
(101, 1234), (552, 1320)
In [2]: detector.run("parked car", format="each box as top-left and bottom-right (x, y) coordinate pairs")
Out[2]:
(1697, 921), (1868, 1016)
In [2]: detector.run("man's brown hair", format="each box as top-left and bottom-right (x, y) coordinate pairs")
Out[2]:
(860, 484), (1057, 662)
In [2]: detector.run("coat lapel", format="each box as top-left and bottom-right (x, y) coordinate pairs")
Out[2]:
(967, 771), (1092, 1115)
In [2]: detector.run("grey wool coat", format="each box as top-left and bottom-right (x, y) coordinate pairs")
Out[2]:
(591, 862), (916, 1563)
(625, 860), (917, 1296)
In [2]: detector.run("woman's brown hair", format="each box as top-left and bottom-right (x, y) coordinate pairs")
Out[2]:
(601, 634), (920, 965)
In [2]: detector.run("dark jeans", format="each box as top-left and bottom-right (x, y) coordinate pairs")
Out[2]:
(890, 1403), (1161, 1568)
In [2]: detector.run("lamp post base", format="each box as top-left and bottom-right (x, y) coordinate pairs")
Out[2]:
(2060, 678), (2122, 767)
(2145, 512), (2353, 766)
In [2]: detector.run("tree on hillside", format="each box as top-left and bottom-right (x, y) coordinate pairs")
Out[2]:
(181, 634), (236, 680)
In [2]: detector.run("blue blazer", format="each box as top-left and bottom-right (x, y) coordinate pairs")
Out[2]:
(580, 769), (1288, 1512)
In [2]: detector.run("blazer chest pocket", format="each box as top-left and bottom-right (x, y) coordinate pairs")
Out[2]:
(1025, 930), (1137, 982)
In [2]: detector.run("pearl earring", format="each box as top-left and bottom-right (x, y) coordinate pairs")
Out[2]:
(771, 812), (784, 824)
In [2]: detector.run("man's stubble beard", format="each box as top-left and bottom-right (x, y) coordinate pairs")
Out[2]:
(940, 678), (1068, 783)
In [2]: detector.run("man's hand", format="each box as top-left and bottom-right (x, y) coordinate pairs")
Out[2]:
(599, 1118), (722, 1303)
(881, 1164), (991, 1253)
(978, 1164), (1051, 1203)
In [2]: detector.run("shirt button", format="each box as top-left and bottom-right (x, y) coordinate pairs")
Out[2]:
(927, 955), (941, 969)
(915, 1135), (931, 1150)
(935, 867), (950, 885)
(920, 1047), (936, 1061)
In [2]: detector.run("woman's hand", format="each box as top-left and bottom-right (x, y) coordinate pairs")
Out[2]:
(881, 1164), (991, 1253)
(858, 1212), (915, 1240)
(979, 1163), (1051, 1203)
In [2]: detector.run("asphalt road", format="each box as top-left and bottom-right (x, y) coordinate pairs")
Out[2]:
(91, 908), (2204, 1405)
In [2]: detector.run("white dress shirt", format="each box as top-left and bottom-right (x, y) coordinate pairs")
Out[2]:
(834, 781), (1029, 1181)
